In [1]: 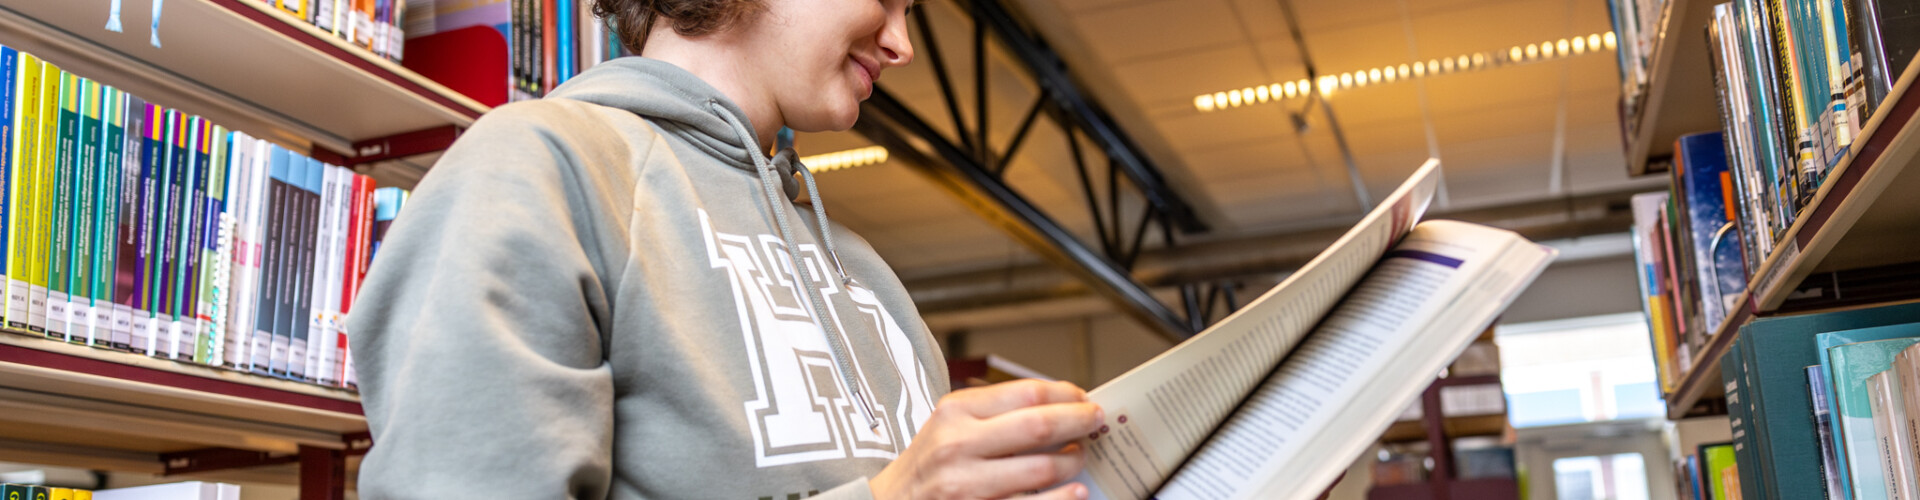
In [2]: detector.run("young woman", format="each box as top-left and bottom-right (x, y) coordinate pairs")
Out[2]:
(345, 0), (1104, 498)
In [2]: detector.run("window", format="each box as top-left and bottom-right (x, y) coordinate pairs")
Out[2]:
(1497, 313), (1663, 427)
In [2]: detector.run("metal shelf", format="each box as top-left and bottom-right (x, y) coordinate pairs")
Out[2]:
(1661, 50), (1920, 419)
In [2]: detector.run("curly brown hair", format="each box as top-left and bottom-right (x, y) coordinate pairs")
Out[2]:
(592, 0), (765, 54)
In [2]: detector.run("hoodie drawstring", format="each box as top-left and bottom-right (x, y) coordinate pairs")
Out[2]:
(709, 101), (882, 430)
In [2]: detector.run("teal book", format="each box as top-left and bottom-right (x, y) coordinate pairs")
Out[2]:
(71, 79), (99, 346)
(1723, 335), (1764, 500)
(1741, 301), (1920, 500)
(1736, 327), (1776, 500)
(94, 87), (123, 350)
(1816, 316), (1920, 500)
(1830, 335), (1920, 500)
(47, 72), (76, 340)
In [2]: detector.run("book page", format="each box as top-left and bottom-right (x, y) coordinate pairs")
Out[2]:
(1075, 160), (1438, 500)
(1155, 221), (1554, 500)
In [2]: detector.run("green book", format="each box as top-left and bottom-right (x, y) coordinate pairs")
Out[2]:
(94, 87), (124, 349)
(23, 485), (43, 500)
(1703, 442), (1740, 500)
(0, 483), (25, 500)
(46, 71), (76, 340)
(4, 51), (35, 331)
(71, 78), (99, 345)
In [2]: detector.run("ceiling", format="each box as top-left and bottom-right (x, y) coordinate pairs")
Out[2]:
(800, 0), (1663, 293)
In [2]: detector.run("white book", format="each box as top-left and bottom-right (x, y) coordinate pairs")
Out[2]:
(321, 167), (353, 385)
(1872, 369), (1917, 500)
(306, 165), (340, 383)
(1062, 160), (1557, 500)
(218, 133), (254, 368)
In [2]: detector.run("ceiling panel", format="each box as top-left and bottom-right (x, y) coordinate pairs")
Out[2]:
(1072, 0), (1244, 64)
(1112, 42), (1274, 113)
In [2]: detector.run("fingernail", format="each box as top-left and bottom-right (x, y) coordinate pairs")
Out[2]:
(1075, 483), (1089, 499)
(1096, 407), (1106, 423)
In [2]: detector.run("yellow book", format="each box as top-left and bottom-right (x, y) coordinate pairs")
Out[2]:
(31, 62), (59, 333)
(1648, 296), (1677, 393)
(72, 491), (88, 500)
(46, 488), (70, 500)
(7, 52), (41, 331)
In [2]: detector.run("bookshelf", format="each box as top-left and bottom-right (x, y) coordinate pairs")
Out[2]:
(1619, 0), (1724, 177)
(1659, 51), (1920, 419)
(0, 331), (366, 495)
(0, 0), (487, 177)
(1368, 374), (1519, 500)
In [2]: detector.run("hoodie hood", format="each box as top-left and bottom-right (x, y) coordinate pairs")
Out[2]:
(547, 57), (805, 199)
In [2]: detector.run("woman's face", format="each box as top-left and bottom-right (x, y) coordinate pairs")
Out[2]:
(738, 0), (915, 133)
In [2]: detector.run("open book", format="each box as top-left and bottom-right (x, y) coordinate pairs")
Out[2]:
(1068, 159), (1555, 500)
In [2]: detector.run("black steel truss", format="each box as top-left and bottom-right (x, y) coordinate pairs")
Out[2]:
(852, 0), (1243, 343)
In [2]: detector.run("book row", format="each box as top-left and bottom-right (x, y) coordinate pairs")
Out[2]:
(1700, 0), (1918, 272)
(1712, 300), (1920, 500)
(2, 45), (412, 388)
(403, 0), (631, 105)
(1678, 441), (1739, 500)
(2, 482), (241, 500)
(1630, 131), (1744, 395)
(260, 0), (408, 62)
(1605, 0), (1666, 114)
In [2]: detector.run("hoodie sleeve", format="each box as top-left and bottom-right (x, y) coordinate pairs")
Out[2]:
(347, 103), (617, 499)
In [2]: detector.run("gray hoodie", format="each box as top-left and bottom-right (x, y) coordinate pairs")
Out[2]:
(346, 57), (950, 499)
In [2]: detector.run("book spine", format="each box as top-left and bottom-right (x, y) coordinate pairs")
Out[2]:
(341, 174), (373, 383)
(310, 165), (341, 385)
(29, 62), (57, 334)
(132, 103), (162, 355)
(199, 126), (228, 364)
(1813, 364), (1849, 500)
(110, 95), (142, 351)
(269, 150), (295, 376)
(180, 118), (209, 362)
(218, 132), (246, 369)
(556, 0), (572, 82)
(0, 48), (22, 332)
(72, 79), (99, 346)
(233, 137), (268, 371)
(253, 146), (287, 374)
(281, 156), (311, 379)
(88, 85), (121, 348)
(158, 111), (186, 359)
(47, 72), (76, 341)
(292, 157), (321, 380)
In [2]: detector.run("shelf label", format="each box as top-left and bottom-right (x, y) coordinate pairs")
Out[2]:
(1757, 241), (1802, 305)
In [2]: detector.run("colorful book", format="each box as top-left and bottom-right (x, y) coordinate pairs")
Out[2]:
(47, 71), (78, 340)
(1832, 335), (1920, 500)
(30, 60), (59, 335)
(1812, 364), (1847, 500)
(260, 145), (290, 374)
(1816, 316), (1920, 499)
(196, 126), (229, 363)
(1703, 442), (1740, 500)
(71, 79), (100, 345)
(5, 50), (36, 332)
(93, 87), (124, 349)
(132, 103), (163, 355)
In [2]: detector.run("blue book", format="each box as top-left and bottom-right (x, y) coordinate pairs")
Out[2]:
(556, 0), (574, 83)
(1816, 318), (1920, 499)
(1674, 131), (1746, 334)
(0, 45), (15, 306)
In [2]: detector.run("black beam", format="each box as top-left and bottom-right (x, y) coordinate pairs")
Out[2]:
(968, 0), (1207, 234)
(856, 88), (1196, 342)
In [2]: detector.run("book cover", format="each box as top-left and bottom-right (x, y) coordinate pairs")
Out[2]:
(109, 94), (142, 352)
(71, 79), (100, 346)
(47, 71), (77, 340)
(1676, 132), (1747, 335)
(1813, 308), (1920, 497)
(1898, 344), (1920, 500)
(1703, 442), (1740, 500)
(1832, 335), (1920, 500)
(1868, 369), (1919, 498)
(6, 52), (37, 332)
(1813, 364), (1848, 500)
(1731, 333), (1771, 500)
(94, 87), (124, 350)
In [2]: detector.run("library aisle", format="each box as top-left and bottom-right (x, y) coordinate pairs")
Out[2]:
(0, 0), (1911, 498)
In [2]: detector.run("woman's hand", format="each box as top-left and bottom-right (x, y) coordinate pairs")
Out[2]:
(870, 379), (1105, 500)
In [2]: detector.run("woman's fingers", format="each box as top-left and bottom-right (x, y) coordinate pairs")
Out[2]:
(1007, 481), (1093, 500)
(963, 444), (1088, 497)
(945, 379), (1089, 418)
(969, 402), (1104, 457)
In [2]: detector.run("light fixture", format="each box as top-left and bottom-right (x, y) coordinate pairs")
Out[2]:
(801, 146), (889, 173)
(1188, 30), (1619, 112)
